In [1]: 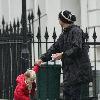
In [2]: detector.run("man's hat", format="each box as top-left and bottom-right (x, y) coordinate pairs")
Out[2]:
(59, 10), (76, 24)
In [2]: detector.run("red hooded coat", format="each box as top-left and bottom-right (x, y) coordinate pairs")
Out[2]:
(14, 74), (36, 100)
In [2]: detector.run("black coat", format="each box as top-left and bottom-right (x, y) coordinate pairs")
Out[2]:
(40, 25), (92, 86)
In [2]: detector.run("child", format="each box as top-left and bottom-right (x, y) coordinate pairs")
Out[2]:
(14, 65), (39, 100)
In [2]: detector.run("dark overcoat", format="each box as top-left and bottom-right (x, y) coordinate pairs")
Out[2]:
(40, 25), (92, 87)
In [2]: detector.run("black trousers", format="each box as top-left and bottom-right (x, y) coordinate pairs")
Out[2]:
(63, 83), (89, 100)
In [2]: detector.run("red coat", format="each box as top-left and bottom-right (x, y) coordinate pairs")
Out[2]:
(14, 74), (36, 100)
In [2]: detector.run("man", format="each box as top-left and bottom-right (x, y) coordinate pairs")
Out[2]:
(35, 10), (92, 100)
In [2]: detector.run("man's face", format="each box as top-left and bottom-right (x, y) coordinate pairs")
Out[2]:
(58, 19), (64, 27)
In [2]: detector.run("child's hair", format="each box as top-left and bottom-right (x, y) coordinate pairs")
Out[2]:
(24, 69), (36, 80)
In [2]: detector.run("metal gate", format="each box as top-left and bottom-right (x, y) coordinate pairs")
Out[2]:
(0, 14), (33, 99)
(0, 6), (56, 99)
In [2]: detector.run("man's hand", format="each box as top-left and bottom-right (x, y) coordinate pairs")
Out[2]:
(51, 52), (63, 60)
(35, 59), (43, 66)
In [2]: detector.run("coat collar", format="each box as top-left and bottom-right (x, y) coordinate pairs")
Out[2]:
(63, 24), (75, 32)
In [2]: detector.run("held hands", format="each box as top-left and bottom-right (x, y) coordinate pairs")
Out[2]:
(35, 52), (63, 65)
(51, 52), (63, 60)
(35, 59), (43, 66)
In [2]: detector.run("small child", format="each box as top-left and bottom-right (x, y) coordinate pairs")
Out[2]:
(14, 65), (39, 100)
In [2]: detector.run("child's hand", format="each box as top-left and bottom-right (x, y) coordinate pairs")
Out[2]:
(27, 83), (32, 91)
(25, 78), (34, 91)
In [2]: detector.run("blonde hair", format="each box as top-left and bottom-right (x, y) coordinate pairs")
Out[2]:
(24, 69), (36, 80)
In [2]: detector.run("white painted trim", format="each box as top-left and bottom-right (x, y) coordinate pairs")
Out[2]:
(8, 0), (11, 22)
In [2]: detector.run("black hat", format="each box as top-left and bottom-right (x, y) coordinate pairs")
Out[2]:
(58, 10), (76, 24)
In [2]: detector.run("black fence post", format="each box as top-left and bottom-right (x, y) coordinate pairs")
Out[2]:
(92, 27), (97, 99)
(1, 17), (5, 99)
(27, 12), (32, 68)
(52, 27), (57, 43)
(22, 0), (31, 70)
(22, 0), (27, 42)
(85, 27), (89, 42)
(44, 27), (49, 52)
(37, 6), (42, 57)
(52, 27), (57, 64)
(31, 11), (36, 64)
(36, 27), (41, 58)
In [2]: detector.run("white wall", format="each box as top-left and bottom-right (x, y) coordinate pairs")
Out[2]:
(1, 0), (10, 23)
(80, 0), (88, 30)
(0, 0), (2, 24)
(33, 0), (46, 18)
(88, 0), (100, 27)
(26, 0), (34, 11)
(87, 0), (100, 70)
(80, 0), (100, 70)
(9, 0), (22, 22)
(45, 0), (61, 41)
(0, 0), (22, 23)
